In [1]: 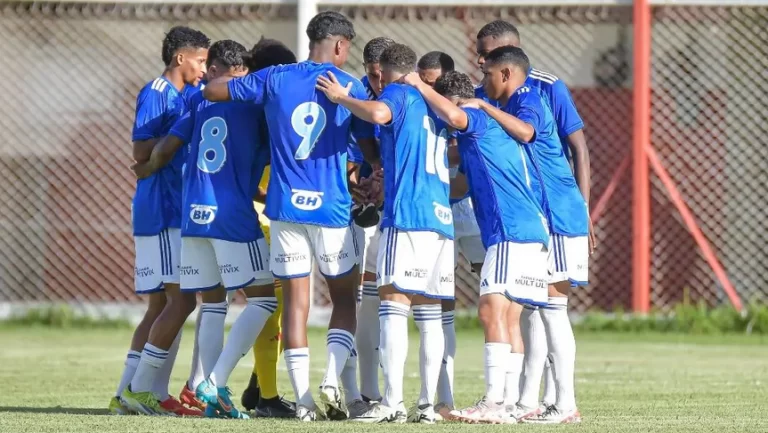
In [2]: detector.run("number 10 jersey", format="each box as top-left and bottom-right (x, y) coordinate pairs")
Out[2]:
(228, 61), (375, 228)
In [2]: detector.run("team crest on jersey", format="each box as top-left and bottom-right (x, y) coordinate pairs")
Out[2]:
(291, 189), (324, 211)
(433, 202), (453, 225)
(190, 204), (217, 225)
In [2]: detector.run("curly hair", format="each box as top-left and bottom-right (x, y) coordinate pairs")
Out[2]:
(379, 43), (417, 74)
(363, 37), (396, 64)
(244, 37), (297, 71)
(306, 11), (355, 43)
(161, 26), (210, 66)
(206, 40), (247, 70)
(434, 71), (474, 100)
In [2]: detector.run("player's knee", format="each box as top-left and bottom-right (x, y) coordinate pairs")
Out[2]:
(146, 291), (167, 316)
(243, 281), (276, 298)
(548, 281), (571, 298)
(441, 299), (456, 312)
(167, 289), (197, 317)
(478, 294), (506, 330)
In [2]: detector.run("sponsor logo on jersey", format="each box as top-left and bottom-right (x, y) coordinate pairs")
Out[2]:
(404, 268), (428, 279)
(291, 189), (324, 211)
(135, 266), (154, 278)
(514, 275), (547, 289)
(433, 202), (453, 225)
(180, 266), (200, 276)
(320, 251), (349, 263)
(440, 274), (454, 283)
(274, 252), (309, 264)
(190, 204), (217, 225)
(219, 264), (240, 274)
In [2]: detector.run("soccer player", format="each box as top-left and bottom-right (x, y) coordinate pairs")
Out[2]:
(417, 51), (455, 87)
(203, 11), (376, 421)
(475, 20), (592, 420)
(403, 69), (551, 423)
(237, 38), (298, 419)
(353, 36), (395, 408)
(118, 26), (210, 417)
(316, 43), (454, 424)
(416, 50), (465, 420)
(477, 45), (588, 424)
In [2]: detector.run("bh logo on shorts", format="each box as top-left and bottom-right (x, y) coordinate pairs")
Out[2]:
(190, 204), (217, 225)
(433, 202), (453, 225)
(291, 189), (324, 211)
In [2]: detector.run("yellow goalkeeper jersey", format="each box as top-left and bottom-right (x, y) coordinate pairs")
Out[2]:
(256, 166), (272, 241)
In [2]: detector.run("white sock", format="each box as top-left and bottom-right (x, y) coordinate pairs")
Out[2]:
(187, 307), (205, 390)
(210, 297), (278, 388)
(413, 304), (444, 407)
(285, 347), (313, 408)
(484, 343), (511, 403)
(379, 300), (409, 408)
(341, 349), (363, 404)
(152, 329), (181, 400)
(540, 297), (577, 411)
(356, 282), (381, 400)
(198, 301), (228, 381)
(321, 329), (354, 388)
(518, 306), (548, 408)
(130, 343), (168, 393)
(437, 310), (456, 406)
(542, 355), (556, 405)
(505, 352), (524, 406)
(116, 350), (141, 397)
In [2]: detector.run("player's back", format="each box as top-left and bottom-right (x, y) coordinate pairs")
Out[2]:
(261, 61), (366, 228)
(456, 107), (548, 249)
(132, 77), (188, 236)
(507, 87), (588, 237)
(378, 83), (452, 239)
(180, 92), (267, 242)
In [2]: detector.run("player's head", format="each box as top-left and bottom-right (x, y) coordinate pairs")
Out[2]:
(417, 51), (455, 88)
(206, 40), (248, 80)
(379, 43), (417, 87)
(476, 20), (521, 66)
(434, 71), (474, 105)
(481, 46), (530, 101)
(363, 37), (396, 96)
(306, 11), (356, 67)
(245, 37), (297, 72)
(162, 26), (211, 86)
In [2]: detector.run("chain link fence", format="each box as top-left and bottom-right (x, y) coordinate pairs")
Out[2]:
(0, 2), (763, 316)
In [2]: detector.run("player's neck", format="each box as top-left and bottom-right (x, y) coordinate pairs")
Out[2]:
(162, 68), (186, 92)
(307, 47), (337, 66)
(498, 88), (515, 107)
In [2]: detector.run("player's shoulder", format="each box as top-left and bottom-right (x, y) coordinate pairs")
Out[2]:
(527, 68), (561, 86)
(140, 77), (177, 97)
(330, 66), (365, 89)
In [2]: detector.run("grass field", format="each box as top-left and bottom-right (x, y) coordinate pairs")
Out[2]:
(1, 327), (767, 433)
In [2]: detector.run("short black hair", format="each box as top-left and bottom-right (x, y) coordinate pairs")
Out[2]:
(417, 51), (455, 72)
(476, 20), (520, 41)
(434, 71), (474, 100)
(363, 37), (396, 64)
(206, 40), (247, 70)
(379, 43), (417, 74)
(162, 26), (211, 66)
(485, 46), (530, 71)
(244, 37), (297, 71)
(306, 11), (356, 43)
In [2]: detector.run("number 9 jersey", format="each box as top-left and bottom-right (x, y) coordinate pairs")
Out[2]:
(377, 83), (453, 239)
(228, 61), (375, 228)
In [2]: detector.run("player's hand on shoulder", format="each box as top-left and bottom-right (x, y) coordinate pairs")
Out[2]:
(399, 72), (422, 87)
(130, 161), (155, 179)
(316, 71), (352, 103)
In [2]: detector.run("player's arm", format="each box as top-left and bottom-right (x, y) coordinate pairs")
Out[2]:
(568, 129), (590, 206)
(402, 72), (468, 130)
(132, 88), (167, 162)
(131, 111), (193, 179)
(450, 172), (469, 199)
(132, 138), (159, 163)
(478, 99), (536, 144)
(253, 187), (267, 204)
(447, 138), (460, 167)
(316, 71), (392, 125)
(550, 79), (590, 206)
(204, 68), (269, 103)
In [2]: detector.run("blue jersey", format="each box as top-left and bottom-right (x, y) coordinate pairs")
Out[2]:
(378, 84), (453, 239)
(131, 76), (188, 236)
(505, 86), (588, 236)
(169, 92), (267, 243)
(182, 80), (207, 105)
(348, 75), (381, 179)
(456, 108), (549, 249)
(228, 61), (375, 228)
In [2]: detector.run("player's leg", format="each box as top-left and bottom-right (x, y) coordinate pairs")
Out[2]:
(124, 229), (200, 416)
(527, 234), (587, 424)
(515, 304), (548, 418)
(270, 221), (316, 420)
(198, 238), (277, 419)
(354, 223), (382, 405)
(111, 250), (168, 415)
(314, 224), (362, 420)
(180, 308), (205, 410)
(434, 297), (455, 420)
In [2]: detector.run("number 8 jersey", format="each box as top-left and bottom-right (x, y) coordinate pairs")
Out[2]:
(377, 84), (453, 239)
(228, 61), (375, 228)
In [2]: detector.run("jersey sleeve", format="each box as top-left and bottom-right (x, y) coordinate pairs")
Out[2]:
(228, 67), (270, 104)
(549, 80), (584, 136)
(377, 85), (406, 126)
(347, 139), (364, 164)
(168, 110), (194, 144)
(456, 107), (487, 138)
(510, 90), (545, 142)
(132, 89), (167, 141)
(350, 80), (376, 139)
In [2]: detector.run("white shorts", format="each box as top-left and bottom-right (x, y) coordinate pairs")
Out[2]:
(377, 227), (455, 300)
(180, 237), (272, 291)
(549, 233), (589, 286)
(354, 219), (381, 275)
(270, 221), (360, 279)
(480, 241), (550, 307)
(452, 197), (485, 265)
(134, 228), (181, 294)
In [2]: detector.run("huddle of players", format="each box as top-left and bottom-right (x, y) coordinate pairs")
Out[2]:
(113, 10), (591, 426)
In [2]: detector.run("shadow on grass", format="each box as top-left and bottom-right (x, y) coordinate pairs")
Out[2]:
(0, 406), (110, 415)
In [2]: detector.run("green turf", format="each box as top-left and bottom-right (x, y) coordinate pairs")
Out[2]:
(0, 327), (766, 433)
